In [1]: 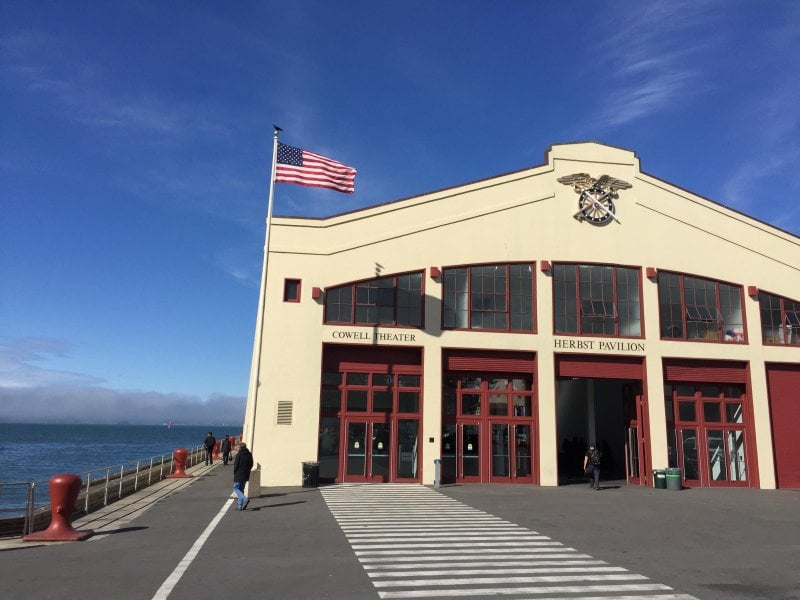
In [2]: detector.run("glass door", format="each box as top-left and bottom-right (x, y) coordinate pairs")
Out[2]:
(490, 423), (510, 481)
(458, 423), (481, 482)
(624, 389), (647, 485)
(344, 419), (390, 482)
(514, 424), (533, 482)
(346, 421), (367, 479)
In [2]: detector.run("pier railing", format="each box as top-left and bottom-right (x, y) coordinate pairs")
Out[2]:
(0, 445), (205, 538)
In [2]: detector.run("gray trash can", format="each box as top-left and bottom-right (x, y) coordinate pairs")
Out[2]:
(302, 461), (319, 488)
(665, 467), (682, 491)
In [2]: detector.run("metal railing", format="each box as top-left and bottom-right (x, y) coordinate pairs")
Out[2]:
(0, 445), (205, 539)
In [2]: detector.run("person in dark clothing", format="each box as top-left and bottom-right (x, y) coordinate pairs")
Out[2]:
(220, 435), (232, 465)
(233, 442), (254, 511)
(203, 432), (216, 465)
(583, 441), (602, 490)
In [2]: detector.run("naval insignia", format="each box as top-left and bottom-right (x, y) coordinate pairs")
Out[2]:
(557, 173), (631, 225)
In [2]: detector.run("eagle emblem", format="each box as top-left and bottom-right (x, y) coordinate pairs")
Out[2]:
(557, 173), (631, 225)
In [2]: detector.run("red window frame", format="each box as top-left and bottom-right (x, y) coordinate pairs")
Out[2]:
(759, 291), (800, 346)
(657, 271), (746, 343)
(441, 262), (536, 333)
(323, 270), (425, 328)
(283, 278), (301, 303)
(552, 263), (643, 338)
(665, 383), (750, 487)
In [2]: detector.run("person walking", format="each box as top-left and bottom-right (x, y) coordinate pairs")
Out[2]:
(220, 434), (232, 465)
(583, 441), (602, 490)
(203, 431), (216, 465)
(233, 442), (254, 511)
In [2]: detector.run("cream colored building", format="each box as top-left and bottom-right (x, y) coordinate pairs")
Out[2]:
(242, 142), (800, 492)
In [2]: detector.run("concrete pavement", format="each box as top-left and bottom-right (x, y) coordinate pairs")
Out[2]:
(1, 464), (797, 600)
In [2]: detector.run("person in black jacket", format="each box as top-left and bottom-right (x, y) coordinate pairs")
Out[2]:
(203, 432), (216, 465)
(220, 435), (232, 465)
(233, 443), (254, 511)
(583, 441), (602, 490)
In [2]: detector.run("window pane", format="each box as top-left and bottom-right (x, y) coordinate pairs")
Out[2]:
(703, 402), (722, 423)
(461, 377), (481, 389)
(461, 394), (481, 415)
(346, 373), (369, 386)
(372, 390), (393, 413)
(346, 390), (367, 412)
(681, 429), (699, 479)
(325, 285), (353, 323)
(701, 385), (720, 397)
(398, 391), (419, 413)
(398, 375), (420, 387)
(722, 385), (743, 399)
(727, 430), (747, 481)
(678, 401), (696, 421)
(513, 395), (531, 416)
(396, 420), (418, 478)
(512, 378), (531, 391)
(489, 394), (508, 415)
(708, 430), (727, 481)
(554, 264), (578, 334)
(372, 373), (394, 386)
(726, 403), (744, 424)
(719, 283), (744, 342)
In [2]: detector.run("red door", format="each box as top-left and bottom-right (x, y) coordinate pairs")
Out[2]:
(767, 364), (800, 488)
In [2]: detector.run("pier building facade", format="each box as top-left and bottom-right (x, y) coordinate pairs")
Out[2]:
(242, 142), (800, 491)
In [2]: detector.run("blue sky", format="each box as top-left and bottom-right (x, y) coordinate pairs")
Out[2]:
(1, 1), (798, 424)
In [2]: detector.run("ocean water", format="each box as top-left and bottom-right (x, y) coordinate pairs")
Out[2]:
(0, 423), (240, 485)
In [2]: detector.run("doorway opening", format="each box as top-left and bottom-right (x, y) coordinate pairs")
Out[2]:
(556, 377), (645, 486)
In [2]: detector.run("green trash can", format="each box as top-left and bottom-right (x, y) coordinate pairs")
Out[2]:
(653, 469), (666, 489)
(665, 467), (682, 491)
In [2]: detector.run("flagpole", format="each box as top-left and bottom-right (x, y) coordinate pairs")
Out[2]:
(244, 126), (281, 454)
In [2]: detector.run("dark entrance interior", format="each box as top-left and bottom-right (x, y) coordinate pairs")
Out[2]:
(556, 377), (641, 484)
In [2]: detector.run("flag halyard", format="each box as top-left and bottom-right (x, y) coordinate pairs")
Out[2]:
(275, 142), (356, 193)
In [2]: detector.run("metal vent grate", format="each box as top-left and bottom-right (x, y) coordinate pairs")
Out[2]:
(276, 400), (293, 425)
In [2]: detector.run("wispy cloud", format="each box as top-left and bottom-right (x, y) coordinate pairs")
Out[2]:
(588, 1), (720, 130)
(0, 337), (245, 425)
(1, 30), (227, 137)
(0, 386), (244, 426)
(0, 337), (103, 388)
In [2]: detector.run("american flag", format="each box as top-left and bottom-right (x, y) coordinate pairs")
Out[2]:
(275, 142), (356, 194)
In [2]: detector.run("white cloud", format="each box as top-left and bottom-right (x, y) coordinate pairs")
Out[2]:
(0, 385), (244, 426)
(0, 337), (103, 388)
(587, 0), (720, 130)
(0, 337), (245, 425)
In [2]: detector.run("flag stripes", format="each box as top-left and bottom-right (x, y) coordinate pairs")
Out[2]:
(275, 142), (356, 193)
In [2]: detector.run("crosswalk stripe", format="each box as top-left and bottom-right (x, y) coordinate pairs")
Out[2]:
(321, 484), (699, 600)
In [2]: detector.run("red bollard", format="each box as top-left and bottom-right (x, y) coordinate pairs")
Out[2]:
(166, 448), (192, 478)
(212, 440), (222, 460)
(24, 473), (92, 542)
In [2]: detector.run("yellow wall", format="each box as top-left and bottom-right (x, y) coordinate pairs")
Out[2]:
(244, 142), (800, 489)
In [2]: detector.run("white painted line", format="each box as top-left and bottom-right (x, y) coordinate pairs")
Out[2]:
(348, 535), (550, 543)
(360, 555), (596, 565)
(372, 573), (648, 587)
(356, 547), (577, 556)
(150, 498), (234, 600)
(377, 583), (674, 598)
(367, 566), (627, 578)
(352, 541), (562, 550)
